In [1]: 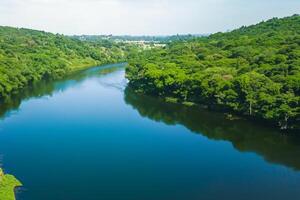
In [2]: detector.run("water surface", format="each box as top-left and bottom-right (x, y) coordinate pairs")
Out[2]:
(0, 63), (300, 200)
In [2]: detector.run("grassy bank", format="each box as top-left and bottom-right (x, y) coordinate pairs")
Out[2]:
(0, 169), (22, 200)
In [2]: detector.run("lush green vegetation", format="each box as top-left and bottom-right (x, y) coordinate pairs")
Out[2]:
(0, 26), (127, 99)
(0, 168), (22, 200)
(126, 15), (300, 130)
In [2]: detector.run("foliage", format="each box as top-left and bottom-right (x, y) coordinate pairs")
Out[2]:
(126, 15), (300, 130)
(0, 26), (127, 99)
(0, 168), (22, 200)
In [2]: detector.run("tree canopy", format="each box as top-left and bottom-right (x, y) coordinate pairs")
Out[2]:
(126, 15), (300, 130)
(0, 26), (128, 99)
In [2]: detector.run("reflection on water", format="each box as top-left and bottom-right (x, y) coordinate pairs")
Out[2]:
(0, 63), (300, 200)
(1, 63), (300, 172)
(0, 63), (126, 120)
(124, 88), (300, 171)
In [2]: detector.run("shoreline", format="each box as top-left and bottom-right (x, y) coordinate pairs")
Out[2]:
(0, 61), (125, 103)
(0, 168), (22, 200)
(127, 87), (300, 132)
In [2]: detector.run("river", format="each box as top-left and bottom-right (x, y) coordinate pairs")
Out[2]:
(0, 63), (300, 200)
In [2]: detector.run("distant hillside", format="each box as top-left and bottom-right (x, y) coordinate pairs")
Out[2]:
(126, 15), (300, 130)
(72, 34), (205, 43)
(0, 27), (126, 99)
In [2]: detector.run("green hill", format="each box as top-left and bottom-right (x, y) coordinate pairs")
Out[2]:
(0, 26), (126, 99)
(126, 15), (300, 130)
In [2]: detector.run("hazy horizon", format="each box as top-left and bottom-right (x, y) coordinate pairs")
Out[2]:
(0, 0), (299, 36)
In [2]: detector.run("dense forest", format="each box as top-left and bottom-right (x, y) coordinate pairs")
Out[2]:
(0, 26), (128, 99)
(0, 16), (299, 130)
(126, 15), (300, 130)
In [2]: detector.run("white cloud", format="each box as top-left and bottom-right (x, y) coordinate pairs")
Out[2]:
(0, 0), (299, 35)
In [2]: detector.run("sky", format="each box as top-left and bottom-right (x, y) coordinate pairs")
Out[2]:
(0, 0), (299, 35)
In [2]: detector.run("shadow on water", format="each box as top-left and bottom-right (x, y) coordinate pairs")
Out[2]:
(124, 88), (300, 171)
(0, 63), (126, 120)
(1, 63), (300, 172)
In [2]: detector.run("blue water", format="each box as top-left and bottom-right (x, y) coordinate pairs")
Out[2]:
(0, 63), (300, 200)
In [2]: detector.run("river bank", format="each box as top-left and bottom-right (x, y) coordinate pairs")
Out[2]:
(0, 168), (22, 200)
